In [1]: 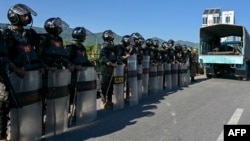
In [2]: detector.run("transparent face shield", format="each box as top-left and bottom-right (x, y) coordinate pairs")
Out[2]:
(53, 17), (69, 29)
(11, 3), (37, 16)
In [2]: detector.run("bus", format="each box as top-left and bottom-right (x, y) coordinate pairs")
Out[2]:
(199, 24), (250, 80)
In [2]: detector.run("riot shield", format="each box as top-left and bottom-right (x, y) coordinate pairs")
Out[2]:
(127, 56), (138, 106)
(164, 63), (172, 90)
(45, 69), (71, 137)
(178, 64), (184, 87)
(183, 64), (188, 86)
(113, 65), (124, 110)
(171, 64), (178, 88)
(142, 56), (150, 97)
(149, 64), (158, 95)
(137, 64), (142, 101)
(9, 70), (42, 141)
(157, 64), (164, 93)
(76, 67), (97, 124)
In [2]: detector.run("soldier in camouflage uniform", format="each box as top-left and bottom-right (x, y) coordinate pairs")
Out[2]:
(0, 27), (8, 141)
(100, 30), (117, 109)
(190, 48), (198, 82)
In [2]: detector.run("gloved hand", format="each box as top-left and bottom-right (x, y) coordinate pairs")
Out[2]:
(75, 65), (82, 71)
(14, 67), (25, 78)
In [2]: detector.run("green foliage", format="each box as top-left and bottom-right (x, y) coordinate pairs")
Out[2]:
(85, 44), (101, 62)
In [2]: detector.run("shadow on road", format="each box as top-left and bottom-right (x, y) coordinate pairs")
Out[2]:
(43, 76), (209, 141)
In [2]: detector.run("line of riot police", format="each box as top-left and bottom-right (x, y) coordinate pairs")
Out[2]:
(0, 3), (97, 141)
(0, 3), (198, 141)
(98, 29), (197, 109)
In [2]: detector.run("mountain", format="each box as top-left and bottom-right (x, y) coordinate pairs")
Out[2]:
(0, 23), (198, 47)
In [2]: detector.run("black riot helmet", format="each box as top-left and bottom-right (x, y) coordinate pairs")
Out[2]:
(131, 32), (141, 41)
(153, 40), (160, 48)
(44, 17), (69, 36)
(162, 42), (168, 49)
(121, 35), (130, 46)
(72, 27), (86, 42)
(102, 30), (114, 42)
(131, 32), (143, 46)
(7, 3), (37, 26)
(146, 38), (154, 46)
(167, 39), (175, 47)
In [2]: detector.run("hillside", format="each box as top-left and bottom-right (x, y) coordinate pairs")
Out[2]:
(0, 23), (198, 47)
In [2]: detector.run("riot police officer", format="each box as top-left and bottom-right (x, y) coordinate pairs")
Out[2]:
(100, 30), (117, 109)
(115, 35), (131, 102)
(145, 38), (157, 65)
(39, 17), (74, 72)
(3, 3), (44, 140)
(116, 35), (131, 65)
(130, 32), (143, 64)
(167, 39), (176, 64)
(143, 38), (152, 56)
(39, 17), (74, 136)
(66, 27), (93, 123)
(175, 43), (184, 64)
(153, 39), (162, 64)
(161, 42), (169, 63)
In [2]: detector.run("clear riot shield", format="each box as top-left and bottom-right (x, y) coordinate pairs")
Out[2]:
(164, 64), (172, 90)
(113, 65), (124, 110)
(149, 64), (158, 95)
(171, 64), (178, 88)
(183, 64), (188, 86)
(45, 69), (71, 137)
(142, 56), (150, 97)
(137, 64), (142, 101)
(76, 67), (97, 124)
(127, 56), (138, 106)
(178, 64), (184, 87)
(157, 64), (164, 93)
(9, 70), (42, 141)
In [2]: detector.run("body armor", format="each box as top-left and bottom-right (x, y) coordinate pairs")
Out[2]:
(100, 43), (117, 65)
(41, 34), (71, 69)
(67, 43), (92, 66)
(3, 27), (41, 71)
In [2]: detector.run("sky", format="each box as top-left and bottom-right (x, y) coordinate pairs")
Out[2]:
(0, 0), (250, 43)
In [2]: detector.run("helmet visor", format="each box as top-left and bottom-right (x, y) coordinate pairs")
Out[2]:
(53, 17), (69, 28)
(11, 4), (37, 16)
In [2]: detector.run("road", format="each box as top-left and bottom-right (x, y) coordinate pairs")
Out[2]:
(45, 75), (250, 141)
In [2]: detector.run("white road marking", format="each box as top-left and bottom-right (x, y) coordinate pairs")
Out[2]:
(216, 108), (244, 141)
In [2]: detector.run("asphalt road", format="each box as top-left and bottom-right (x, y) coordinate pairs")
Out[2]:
(45, 75), (250, 141)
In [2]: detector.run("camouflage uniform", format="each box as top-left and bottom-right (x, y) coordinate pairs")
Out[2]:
(190, 48), (198, 82)
(0, 28), (9, 140)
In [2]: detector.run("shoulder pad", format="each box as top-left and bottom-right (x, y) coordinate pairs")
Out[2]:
(1, 28), (12, 39)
